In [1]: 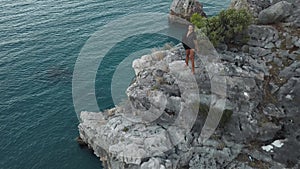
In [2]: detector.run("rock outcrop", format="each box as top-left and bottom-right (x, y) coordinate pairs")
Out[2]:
(230, 0), (300, 27)
(79, 40), (299, 168)
(258, 1), (293, 24)
(169, 0), (207, 24)
(78, 1), (300, 168)
(230, 0), (271, 18)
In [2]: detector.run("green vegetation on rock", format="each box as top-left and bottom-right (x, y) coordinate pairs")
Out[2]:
(191, 9), (252, 46)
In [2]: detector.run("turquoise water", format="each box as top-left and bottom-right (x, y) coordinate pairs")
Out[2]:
(0, 1), (230, 169)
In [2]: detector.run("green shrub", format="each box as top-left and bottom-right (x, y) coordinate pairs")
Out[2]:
(191, 9), (252, 46)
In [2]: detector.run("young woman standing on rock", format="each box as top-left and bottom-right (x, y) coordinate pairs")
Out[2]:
(182, 24), (199, 74)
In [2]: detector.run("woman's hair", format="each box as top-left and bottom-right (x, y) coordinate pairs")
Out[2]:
(187, 24), (195, 32)
(186, 24), (195, 33)
(188, 24), (195, 29)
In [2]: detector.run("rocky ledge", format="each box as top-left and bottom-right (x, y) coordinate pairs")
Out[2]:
(169, 0), (207, 24)
(78, 1), (299, 169)
(230, 0), (300, 27)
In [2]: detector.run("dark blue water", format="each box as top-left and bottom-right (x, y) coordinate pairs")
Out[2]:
(0, 1), (230, 168)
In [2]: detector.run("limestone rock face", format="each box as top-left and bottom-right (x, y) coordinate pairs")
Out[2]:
(169, 0), (207, 24)
(258, 1), (293, 24)
(229, 0), (272, 17)
(229, 0), (252, 13)
(284, 0), (300, 27)
(78, 39), (300, 168)
(247, 25), (279, 48)
(78, 2), (300, 167)
(230, 0), (300, 27)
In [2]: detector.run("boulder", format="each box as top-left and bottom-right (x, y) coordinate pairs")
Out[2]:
(229, 0), (272, 18)
(279, 61), (300, 79)
(285, 6), (300, 28)
(258, 1), (293, 24)
(169, 0), (206, 23)
(249, 47), (272, 57)
(247, 25), (279, 48)
(277, 77), (300, 117)
(141, 158), (166, 169)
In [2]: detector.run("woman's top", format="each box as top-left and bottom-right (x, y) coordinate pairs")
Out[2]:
(182, 31), (197, 50)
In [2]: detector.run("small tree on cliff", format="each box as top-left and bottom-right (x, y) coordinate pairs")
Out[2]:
(191, 8), (252, 46)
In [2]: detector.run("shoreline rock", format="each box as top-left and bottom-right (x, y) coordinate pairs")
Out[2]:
(229, 0), (300, 27)
(169, 0), (207, 24)
(78, 1), (300, 168)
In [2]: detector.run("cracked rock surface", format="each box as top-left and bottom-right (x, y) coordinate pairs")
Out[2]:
(78, 1), (299, 168)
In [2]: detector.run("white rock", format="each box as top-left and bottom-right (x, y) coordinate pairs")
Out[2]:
(141, 158), (162, 169)
(262, 145), (274, 152)
(272, 139), (285, 148)
(285, 94), (293, 100)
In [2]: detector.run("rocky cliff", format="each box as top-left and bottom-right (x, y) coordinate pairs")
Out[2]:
(169, 0), (207, 25)
(230, 0), (300, 27)
(78, 1), (299, 168)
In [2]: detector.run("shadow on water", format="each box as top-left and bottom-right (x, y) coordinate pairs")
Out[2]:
(35, 67), (73, 84)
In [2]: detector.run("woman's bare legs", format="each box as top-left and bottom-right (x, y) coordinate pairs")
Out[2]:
(185, 49), (195, 74)
(190, 49), (195, 74)
(185, 49), (190, 66)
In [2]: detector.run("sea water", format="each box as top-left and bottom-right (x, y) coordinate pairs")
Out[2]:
(0, 0), (230, 168)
